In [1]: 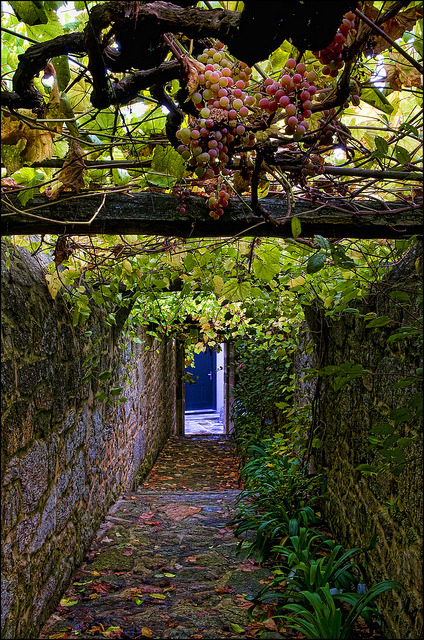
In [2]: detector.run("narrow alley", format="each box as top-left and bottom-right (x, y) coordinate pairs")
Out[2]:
(39, 436), (279, 640)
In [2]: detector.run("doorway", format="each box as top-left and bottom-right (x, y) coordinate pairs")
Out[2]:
(184, 347), (225, 435)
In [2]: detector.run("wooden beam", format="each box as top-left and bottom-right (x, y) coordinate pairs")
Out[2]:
(1, 192), (422, 239)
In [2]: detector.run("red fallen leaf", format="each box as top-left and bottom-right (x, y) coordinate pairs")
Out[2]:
(122, 549), (133, 556)
(263, 619), (278, 631)
(215, 586), (234, 594)
(132, 585), (162, 594)
(91, 582), (113, 594)
(185, 556), (197, 563)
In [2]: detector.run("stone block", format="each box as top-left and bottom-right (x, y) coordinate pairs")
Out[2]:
(41, 314), (58, 356)
(29, 486), (57, 553)
(2, 457), (20, 486)
(59, 325), (75, 361)
(20, 440), (49, 512)
(1, 359), (15, 396)
(18, 363), (42, 396)
(16, 512), (41, 552)
(2, 483), (21, 531)
(56, 468), (71, 497)
(88, 407), (104, 462)
(34, 386), (54, 411)
(64, 411), (87, 464)
(13, 325), (32, 351)
(32, 576), (57, 624)
(1, 575), (18, 632)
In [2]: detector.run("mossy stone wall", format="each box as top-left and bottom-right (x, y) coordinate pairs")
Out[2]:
(1, 243), (177, 639)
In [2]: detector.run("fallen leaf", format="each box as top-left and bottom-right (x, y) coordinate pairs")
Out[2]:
(149, 593), (166, 599)
(230, 623), (245, 633)
(101, 537), (114, 543)
(101, 626), (123, 638)
(48, 633), (70, 639)
(186, 556), (197, 563)
(159, 505), (201, 521)
(263, 618), (278, 631)
(59, 598), (78, 607)
(122, 549), (133, 556)
(141, 628), (153, 638)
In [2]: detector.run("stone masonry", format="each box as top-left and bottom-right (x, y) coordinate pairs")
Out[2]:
(1, 241), (178, 639)
(295, 242), (423, 639)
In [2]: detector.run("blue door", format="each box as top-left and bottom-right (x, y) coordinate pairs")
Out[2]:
(185, 350), (216, 411)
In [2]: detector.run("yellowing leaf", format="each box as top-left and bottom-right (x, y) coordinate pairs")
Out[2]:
(59, 597), (78, 607)
(213, 275), (224, 294)
(122, 259), (133, 275)
(45, 272), (63, 300)
(1, 112), (54, 166)
(288, 276), (305, 288)
(1, 139), (27, 175)
(230, 623), (245, 633)
(141, 628), (154, 638)
(149, 593), (166, 599)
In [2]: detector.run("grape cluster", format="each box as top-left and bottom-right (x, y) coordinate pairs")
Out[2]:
(302, 154), (325, 178)
(176, 42), (256, 187)
(317, 108), (338, 146)
(173, 185), (191, 213)
(207, 181), (232, 220)
(312, 10), (356, 77)
(257, 59), (318, 138)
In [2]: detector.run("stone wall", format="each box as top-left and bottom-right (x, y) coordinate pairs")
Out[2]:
(297, 243), (423, 639)
(1, 242), (177, 639)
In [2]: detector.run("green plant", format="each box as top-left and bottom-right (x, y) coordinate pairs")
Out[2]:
(230, 441), (321, 561)
(277, 581), (401, 639)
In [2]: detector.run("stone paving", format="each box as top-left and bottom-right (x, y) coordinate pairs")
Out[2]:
(184, 412), (225, 436)
(38, 436), (285, 640)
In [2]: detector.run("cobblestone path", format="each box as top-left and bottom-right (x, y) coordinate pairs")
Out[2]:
(39, 436), (283, 639)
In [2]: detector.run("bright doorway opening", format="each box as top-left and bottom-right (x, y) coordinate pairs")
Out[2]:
(184, 345), (225, 435)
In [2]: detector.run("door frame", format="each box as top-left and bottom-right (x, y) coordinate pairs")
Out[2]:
(176, 342), (234, 436)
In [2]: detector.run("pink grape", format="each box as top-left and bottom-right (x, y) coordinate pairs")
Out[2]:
(285, 103), (296, 116)
(239, 106), (249, 117)
(286, 58), (296, 69)
(279, 95), (290, 108)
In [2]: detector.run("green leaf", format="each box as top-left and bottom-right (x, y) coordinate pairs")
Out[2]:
(306, 253), (326, 274)
(9, 1), (48, 25)
(374, 136), (389, 156)
(110, 387), (123, 396)
(360, 87), (394, 114)
(95, 391), (108, 402)
(315, 235), (330, 250)
(151, 145), (185, 181)
(369, 423), (395, 435)
(1, 139), (27, 175)
(98, 370), (112, 381)
(230, 624), (245, 633)
(389, 407), (412, 424)
(365, 316), (391, 328)
(394, 146), (411, 165)
(222, 279), (251, 301)
(355, 464), (379, 475)
(252, 258), (279, 282)
(291, 216), (302, 239)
